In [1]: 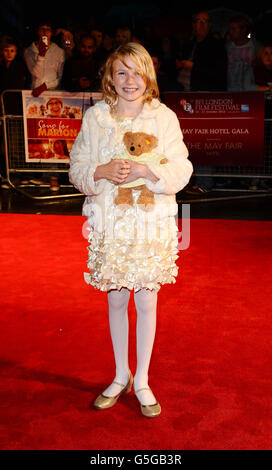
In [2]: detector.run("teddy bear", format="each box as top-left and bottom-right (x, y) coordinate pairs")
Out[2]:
(113, 131), (168, 211)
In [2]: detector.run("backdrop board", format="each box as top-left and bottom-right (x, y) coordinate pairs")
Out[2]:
(22, 91), (102, 164)
(163, 92), (265, 166)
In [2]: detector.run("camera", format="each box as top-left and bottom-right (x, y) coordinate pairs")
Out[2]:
(42, 36), (48, 46)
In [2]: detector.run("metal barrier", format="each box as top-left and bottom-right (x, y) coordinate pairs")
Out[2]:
(1, 89), (272, 202)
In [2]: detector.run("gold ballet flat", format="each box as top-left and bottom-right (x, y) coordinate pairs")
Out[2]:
(134, 387), (161, 418)
(93, 372), (133, 410)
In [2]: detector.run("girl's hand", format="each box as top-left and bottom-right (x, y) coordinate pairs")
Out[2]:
(122, 160), (159, 184)
(121, 160), (145, 184)
(94, 159), (130, 184)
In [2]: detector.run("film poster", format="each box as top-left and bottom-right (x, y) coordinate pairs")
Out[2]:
(22, 91), (102, 163)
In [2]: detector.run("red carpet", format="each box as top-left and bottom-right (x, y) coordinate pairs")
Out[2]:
(0, 213), (272, 450)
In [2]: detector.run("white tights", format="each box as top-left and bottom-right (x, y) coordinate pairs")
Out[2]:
(102, 287), (158, 405)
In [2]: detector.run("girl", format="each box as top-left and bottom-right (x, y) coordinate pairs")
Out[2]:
(69, 42), (193, 418)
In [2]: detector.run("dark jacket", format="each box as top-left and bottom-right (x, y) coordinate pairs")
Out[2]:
(61, 54), (100, 92)
(253, 63), (272, 86)
(181, 34), (227, 91)
(0, 56), (30, 114)
(0, 56), (29, 92)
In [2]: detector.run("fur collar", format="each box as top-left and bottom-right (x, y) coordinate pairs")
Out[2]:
(93, 98), (161, 128)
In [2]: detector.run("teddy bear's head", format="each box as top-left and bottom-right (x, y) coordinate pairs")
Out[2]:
(123, 132), (158, 157)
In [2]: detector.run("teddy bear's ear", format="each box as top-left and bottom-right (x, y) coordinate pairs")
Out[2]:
(148, 134), (158, 148)
(123, 132), (133, 143)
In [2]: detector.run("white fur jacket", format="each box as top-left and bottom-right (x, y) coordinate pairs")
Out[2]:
(69, 98), (193, 231)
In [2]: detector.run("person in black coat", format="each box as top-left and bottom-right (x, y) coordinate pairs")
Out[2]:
(61, 33), (100, 92)
(176, 11), (228, 194)
(176, 11), (227, 91)
(0, 36), (29, 185)
(0, 36), (29, 113)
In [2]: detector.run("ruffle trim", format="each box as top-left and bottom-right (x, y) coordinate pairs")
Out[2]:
(84, 231), (179, 293)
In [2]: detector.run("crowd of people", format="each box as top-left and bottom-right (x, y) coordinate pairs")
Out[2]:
(0, 10), (272, 191)
(1, 12), (272, 98)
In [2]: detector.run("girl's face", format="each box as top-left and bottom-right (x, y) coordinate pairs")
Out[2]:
(112, 56), (147, 105)
(261, 47), (272, 69)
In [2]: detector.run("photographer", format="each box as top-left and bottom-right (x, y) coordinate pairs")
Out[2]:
(24, 20), (65, 97)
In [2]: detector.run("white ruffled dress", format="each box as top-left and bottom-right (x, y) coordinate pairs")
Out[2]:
(69, 99), (193, 293)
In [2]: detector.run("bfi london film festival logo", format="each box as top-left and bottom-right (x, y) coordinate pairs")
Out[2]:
(180, 98), (250, 114)
(180, 98), (194, 114)
(81, 203), (191, 251)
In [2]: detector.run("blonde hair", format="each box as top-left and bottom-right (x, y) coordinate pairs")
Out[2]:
(252, 44), (272, 68)
(101, 42), (160, 109)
